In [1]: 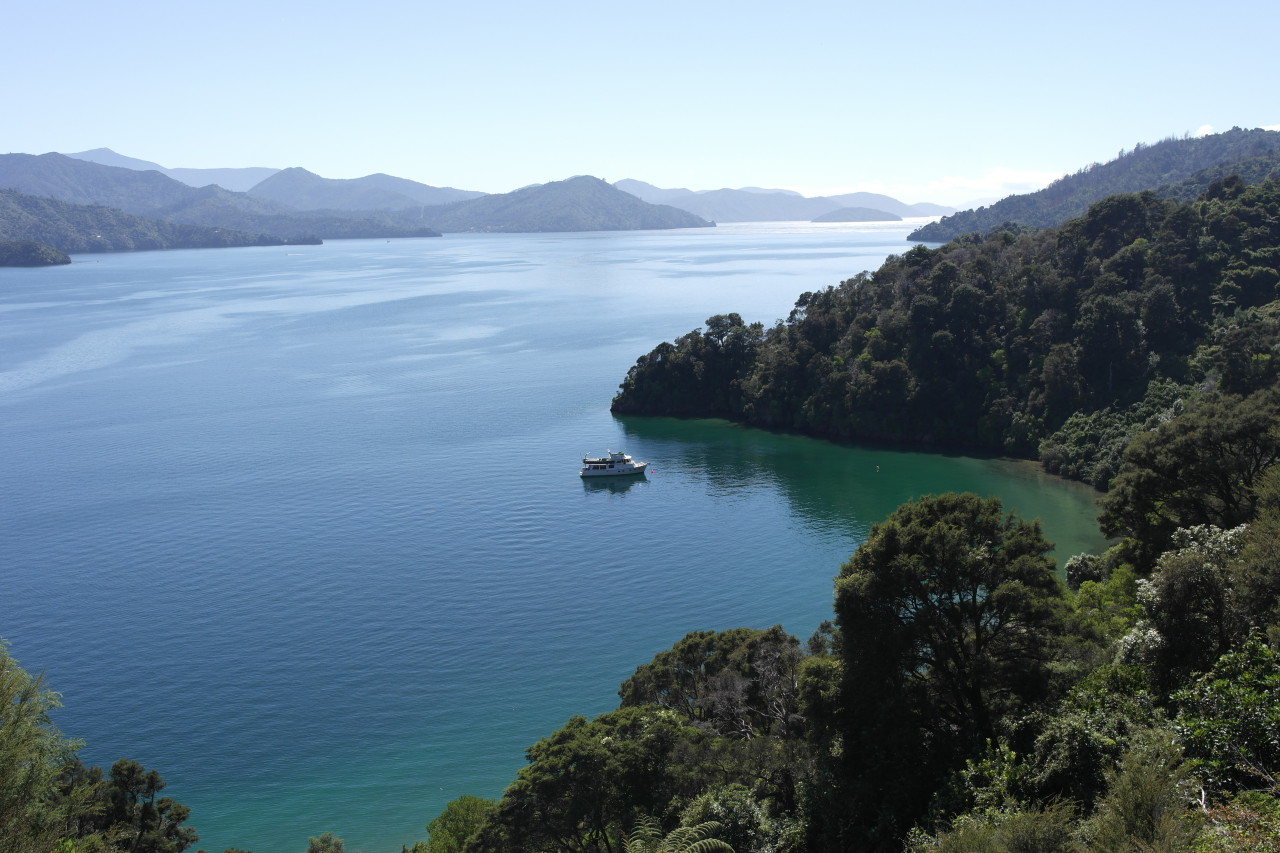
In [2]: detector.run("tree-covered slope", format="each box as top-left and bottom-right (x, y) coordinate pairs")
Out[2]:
(613, 176), (1280, 468)
(910, 127), (1280, 242)
(0, 239), (71, 266)
(0, 188), (317, 253)
(423, 175), (712, 232)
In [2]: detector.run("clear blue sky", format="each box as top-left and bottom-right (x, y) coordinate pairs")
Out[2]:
(5, 0), (1277, 206)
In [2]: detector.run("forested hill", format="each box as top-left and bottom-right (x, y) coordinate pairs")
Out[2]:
(421, 175), (712, 232)
(246, 166), (485, 211)
(910, 127), (1280, 242)
(0, 188), (319, 254)
(612, 176), (1280, 482)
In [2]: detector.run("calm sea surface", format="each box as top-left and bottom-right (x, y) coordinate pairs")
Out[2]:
(1, 222), (1104, 853)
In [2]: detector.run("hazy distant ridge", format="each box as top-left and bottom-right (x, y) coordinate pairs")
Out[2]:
(66, 148), (280, 193)
(246, 167), (486, 211)
(910, 127), (1280, 241)
(0, 154), (712, 246)
(615, 179), (953, 222)
(0, 154), (440, 242)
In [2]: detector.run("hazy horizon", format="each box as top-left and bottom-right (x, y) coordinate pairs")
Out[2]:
(6, 0), (1278, 209)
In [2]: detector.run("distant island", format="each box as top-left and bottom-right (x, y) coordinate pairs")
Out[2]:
(811, 206), (901, 222)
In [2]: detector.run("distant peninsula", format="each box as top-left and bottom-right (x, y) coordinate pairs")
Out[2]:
(0, 239), (71, 266)
(811, 207), (902, 222)
(0, 188), (321, 254)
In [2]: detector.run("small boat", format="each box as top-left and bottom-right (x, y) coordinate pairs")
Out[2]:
(580, 450), (648, 477)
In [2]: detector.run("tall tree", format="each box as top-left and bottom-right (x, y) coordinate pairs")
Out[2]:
(819, 493), (1068, 852)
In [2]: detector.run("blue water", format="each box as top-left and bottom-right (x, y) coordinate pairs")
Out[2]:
(0, 223), (1105, 853)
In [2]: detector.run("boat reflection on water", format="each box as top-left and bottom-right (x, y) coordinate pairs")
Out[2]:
(581, 474), (647, 495)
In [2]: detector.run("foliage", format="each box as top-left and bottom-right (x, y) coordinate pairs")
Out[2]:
(836, 493), (1067, 747)
(1039, 378), (1191, 489)
(1172, 638), (1280, 793)
(618, 626), (804, 739)
(905, 803), (1077, 853)
(0, 644), (195, 853)
(1229, 465), (1280, 640)
(306, 833), (343, 853)
(1071, 565), (1143, 645)
(1099, 390), (1280, 568)
(622, 816), (733, 853)
(467, 707), (713, 853)
(407, 795), (496, 853)
(1190, 790), (1280, 852)
(1077, 734), (1199, 852)
(97, 759), (197, 853)
(679, 784), (802, 853)
(1115, 526), (1254, 691)
(1, 643), (77, 853)
(820, 493), (1068, 851)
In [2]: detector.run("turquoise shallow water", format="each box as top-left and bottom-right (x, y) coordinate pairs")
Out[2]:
(0, 223), (1105, 853)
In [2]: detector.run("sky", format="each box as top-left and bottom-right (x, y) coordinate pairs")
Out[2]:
(5, 0), (1279, 208)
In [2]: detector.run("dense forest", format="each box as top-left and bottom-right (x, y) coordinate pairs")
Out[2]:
(910, 127), (1280, 242)
(613, 177), (1280, 480)
(5, 176), (1280, 853)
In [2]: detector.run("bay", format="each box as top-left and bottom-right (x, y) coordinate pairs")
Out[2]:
(0, 222), (1104, 853)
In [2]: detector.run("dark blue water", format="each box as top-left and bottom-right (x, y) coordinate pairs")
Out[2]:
(0, 224), (1104, 853)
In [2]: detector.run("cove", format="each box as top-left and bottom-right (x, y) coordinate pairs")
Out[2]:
(1, 224), (1106, 853)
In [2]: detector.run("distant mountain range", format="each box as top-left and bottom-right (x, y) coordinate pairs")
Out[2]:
(25, 131), (1273, 261)
(614, 179), (952, 223)
(0, 153), (441, 243)
(0, 152), (713, 259)
(910, 127), (1280, 241)
(65, 148), (280, 193)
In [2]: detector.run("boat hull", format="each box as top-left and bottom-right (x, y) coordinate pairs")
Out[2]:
(580, 465), (647, 477)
